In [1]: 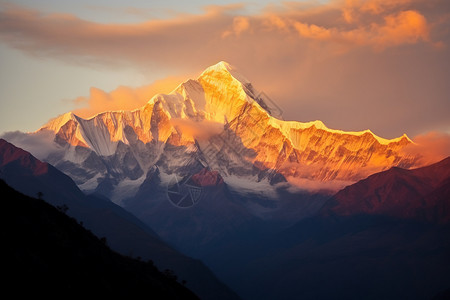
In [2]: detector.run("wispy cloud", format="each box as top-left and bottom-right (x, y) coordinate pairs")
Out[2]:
(170, 118), (224, 141)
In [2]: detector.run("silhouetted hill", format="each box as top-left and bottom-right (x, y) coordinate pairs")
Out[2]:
(0, 138), (240, 300)
(2, 179), (198, 298)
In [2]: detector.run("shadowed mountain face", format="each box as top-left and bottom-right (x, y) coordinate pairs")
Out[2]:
(2, 179), (198, 299)
(121, 159), (329, 260)
(0, 139), (240, 300)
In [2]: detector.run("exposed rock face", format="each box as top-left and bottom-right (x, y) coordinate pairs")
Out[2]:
(35, 61), (419, 199)
(191, 168), (224, 187)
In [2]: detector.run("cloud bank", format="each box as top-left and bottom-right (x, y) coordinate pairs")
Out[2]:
(0, 130), (59, 160)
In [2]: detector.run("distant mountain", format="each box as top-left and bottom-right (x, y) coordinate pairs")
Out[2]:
(0, 139), (240, 300)
(15, 61), (419, 205)
(322, 156), (450, 223)
(2, 179), (198, 299)
(212, 158), (450, 300)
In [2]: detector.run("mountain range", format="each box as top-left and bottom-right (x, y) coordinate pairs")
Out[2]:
(33, 61), (419, 201)
(2, 61), (449, 299)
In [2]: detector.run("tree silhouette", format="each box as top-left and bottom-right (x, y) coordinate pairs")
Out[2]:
(163, 269), (178, 281)
(56, 204), (69, 214)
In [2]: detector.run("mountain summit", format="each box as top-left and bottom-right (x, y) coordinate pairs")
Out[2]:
(32, 61), (418, 199)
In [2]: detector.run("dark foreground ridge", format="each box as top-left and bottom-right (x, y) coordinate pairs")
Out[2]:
(0, 138), (241, 300)
(2, 179), (199, 298)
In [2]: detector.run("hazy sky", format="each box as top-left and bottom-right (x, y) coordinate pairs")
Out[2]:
(0, 0), (449, 140)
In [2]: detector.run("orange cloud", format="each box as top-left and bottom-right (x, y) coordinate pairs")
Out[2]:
(342, 0), (413, 23)
(222, 16), (250, 38)
(361, 0), (412, 14)
(402, 131), (450, 166)
(293, 22), (332, 40)
(371, 10), (429, 48)
(263, 15), (289, 32)
(289, 9), (429, 50)
(73, 76), (185, 118)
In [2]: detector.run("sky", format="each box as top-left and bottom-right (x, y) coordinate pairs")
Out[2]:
(0, 0), (449, 140)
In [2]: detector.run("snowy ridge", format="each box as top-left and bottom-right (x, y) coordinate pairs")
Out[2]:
(271, 119), (411, 146)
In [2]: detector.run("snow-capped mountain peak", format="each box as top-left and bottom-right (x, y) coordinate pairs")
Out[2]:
(201, 61), (251, 85)
(32, 61), (420, 198)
